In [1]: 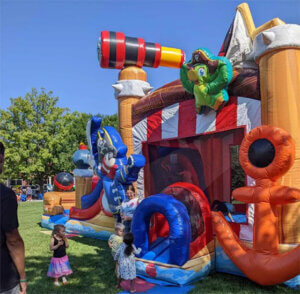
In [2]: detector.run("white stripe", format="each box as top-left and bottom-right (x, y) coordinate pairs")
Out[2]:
(237, 97), (261, 133)
(132, 118), (148, 199)
(132, 118), (148, 155)
(225, 10), (255, 69)
(161, 103), (179, 139)
(196, 110), (216, 134)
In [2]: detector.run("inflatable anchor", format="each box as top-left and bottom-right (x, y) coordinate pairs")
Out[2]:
(212, 125), (300, 285)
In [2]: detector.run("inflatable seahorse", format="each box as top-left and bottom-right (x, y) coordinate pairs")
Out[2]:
(212, 125), (300, 285)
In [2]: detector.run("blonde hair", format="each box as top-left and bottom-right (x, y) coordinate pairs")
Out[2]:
(115, 222), (125, 232)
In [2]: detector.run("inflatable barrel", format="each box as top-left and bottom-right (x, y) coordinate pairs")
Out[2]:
(98, 31), (185, 69)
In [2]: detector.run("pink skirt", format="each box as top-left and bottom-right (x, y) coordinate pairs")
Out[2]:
(47, 255), (72, 278)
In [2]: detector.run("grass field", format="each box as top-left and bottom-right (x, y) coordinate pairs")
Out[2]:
(18, 201), (295, 294)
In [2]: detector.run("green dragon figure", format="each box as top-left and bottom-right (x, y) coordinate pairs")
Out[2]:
(180, 48), (233, 114)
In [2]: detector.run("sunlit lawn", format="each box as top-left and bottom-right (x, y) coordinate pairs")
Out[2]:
(18, 202), (295, 293)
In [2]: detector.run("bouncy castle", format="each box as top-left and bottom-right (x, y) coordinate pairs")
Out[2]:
(42, 2), (300, 289)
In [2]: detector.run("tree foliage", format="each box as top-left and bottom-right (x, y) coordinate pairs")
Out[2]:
(0, 89), (118, 185)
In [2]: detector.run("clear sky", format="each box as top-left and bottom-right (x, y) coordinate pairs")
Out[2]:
(1, 0), (299, 115)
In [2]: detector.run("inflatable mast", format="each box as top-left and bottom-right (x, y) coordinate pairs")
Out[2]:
(98, 31), (184, 156)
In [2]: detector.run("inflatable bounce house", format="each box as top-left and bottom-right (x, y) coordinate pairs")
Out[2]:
(43, 172), (76, 216)
(42, 2), (300, 290)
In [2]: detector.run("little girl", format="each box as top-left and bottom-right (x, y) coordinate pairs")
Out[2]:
(47, 225), (72, 286)
(120, 185), (140, 233)
(114, 232), (141, 293)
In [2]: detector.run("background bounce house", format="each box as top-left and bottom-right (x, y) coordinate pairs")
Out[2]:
(42, 2), (300, 290)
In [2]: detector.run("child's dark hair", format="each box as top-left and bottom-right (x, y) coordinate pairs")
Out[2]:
(52, 224), (65, 237)
(126, 184), (135, 193)
(124, 232), (134, 256)
(211, 200), (229, 215)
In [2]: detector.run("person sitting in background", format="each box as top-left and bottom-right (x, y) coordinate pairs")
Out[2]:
(211, 200), (235, 222)
(0, 141), (27, 294)
(120, 185), (140, 233)
(26, 186), (32, 201)
(20, 186), (27, 202)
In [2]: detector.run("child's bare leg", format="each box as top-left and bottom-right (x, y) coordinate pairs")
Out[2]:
(115, 263), (119, 276)
(115, 277), (122, 289)
(54, 278), (59, 286)
(130, 279), (135, 293)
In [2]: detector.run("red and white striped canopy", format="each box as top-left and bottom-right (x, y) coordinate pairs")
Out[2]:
(133, 96), (261, 199)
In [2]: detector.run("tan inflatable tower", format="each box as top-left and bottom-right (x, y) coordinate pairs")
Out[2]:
(75, 177), (92, 208)
(253, 24), (300, 244)
(112, 66), (152, 156)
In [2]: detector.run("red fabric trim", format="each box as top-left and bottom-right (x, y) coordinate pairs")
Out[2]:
(142, 142), (152, 198)
(152, 43), (161, 68)
(79, 144), (87, 150)
(149, 183), (213, 259)
(54, 176), (73, 191)
(115, 32), (125, 69)
(218, 42), (225, 56)
(136, 38), (146, 68)
(180, 50), (185, 67)
(108, 164), (118, 179)
(229, 222), (241, 236)
(234, 203), (247, 213)
(92, 176), (99, 191)
(147, 110), (162, 142)
(216, 96), (237, 131)
(100, 31), (110, 68)
(69, 196), (101, 220)
(169, 182), (213, 258)
(178, 100), (196, 138)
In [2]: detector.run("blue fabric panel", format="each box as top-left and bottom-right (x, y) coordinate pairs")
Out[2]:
(154, 245), (170, 263)
(89, 116), (102, 166)
(284, 275), (300, 289)
(225, 213), (247, 223)
(132, 194), (191, 266)
(73, 169), (93, 177)
(72, 149), (91, 169)
(143, 238), (170, 261)
(48, 214), (69, 225)
(81, 180), (103, 209)
(103, 126), (127, 158)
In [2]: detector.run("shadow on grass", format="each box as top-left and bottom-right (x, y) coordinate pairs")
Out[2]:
(26, 250), (118, 294)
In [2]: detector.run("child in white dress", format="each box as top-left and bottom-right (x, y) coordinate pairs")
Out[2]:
(114, 232), (141, 293)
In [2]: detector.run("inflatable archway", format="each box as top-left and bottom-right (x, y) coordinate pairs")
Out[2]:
(150, 182), (212, 258)
(132, 194), (191, 266)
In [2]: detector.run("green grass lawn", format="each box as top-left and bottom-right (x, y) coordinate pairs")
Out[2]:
(18, 201), (295, 294)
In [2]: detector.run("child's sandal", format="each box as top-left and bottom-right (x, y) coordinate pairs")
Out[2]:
(54, 281), (60, 287)
(62, 276), (68, 285)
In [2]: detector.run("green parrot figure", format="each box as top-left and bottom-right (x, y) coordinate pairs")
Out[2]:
(180, 48), (233, 114)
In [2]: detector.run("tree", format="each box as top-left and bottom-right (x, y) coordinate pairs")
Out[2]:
(0, 88), (119, 186)
(100, 113), (118, 130)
